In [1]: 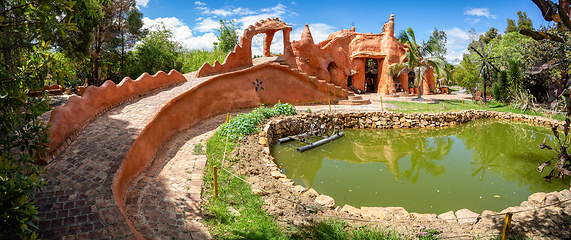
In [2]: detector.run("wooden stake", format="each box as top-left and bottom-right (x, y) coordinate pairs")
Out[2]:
(380, 97), (383, 111)
(226, 113), (229, 123)
(213, 165), (219, 199)
(328, 99), (331, 111)
(501, 212), (513, 240)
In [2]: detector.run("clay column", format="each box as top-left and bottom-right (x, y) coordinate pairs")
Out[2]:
(263, 31), (276, 57)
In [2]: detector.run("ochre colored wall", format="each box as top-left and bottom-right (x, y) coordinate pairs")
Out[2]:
(43, 70), (186, 164)
(112, 63), (347, 239)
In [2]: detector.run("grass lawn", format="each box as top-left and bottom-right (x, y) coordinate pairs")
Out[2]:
(385, 99), (566, 122)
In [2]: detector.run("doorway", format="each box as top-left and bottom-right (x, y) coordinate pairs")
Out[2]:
(365, 58), (379, 92)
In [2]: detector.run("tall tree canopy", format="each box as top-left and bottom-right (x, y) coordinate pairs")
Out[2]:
(0, 0), (104, 238)
(389, 27), (445, 98)
(214, 19), (239, 53)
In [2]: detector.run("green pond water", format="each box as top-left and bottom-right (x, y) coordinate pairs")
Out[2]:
(271, 119), (569, 214)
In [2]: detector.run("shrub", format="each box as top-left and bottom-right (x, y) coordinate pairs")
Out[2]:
(218, 102), (296, 141)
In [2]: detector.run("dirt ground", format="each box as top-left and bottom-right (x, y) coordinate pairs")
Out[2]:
(226, 118), (571, 240)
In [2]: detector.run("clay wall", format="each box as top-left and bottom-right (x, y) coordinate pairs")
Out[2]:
(112, 62), (349, 238)
(42, 70), (186, 164)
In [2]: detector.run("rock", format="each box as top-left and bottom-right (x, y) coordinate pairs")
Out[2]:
(292, 185), (307, 194)
(528, 192), (546, 206)
(361, 207), (383, 219)
(270, 170), (286, 179)
(258, 137), (267, 145)
(480, 210), (500, 224)
(251, 188), (265, 195)
(545, 192), (561, 206)
(410, 213), (437, 221)
(301, 188), (319, 199)
(438, 211), (457, 222)
(315, 195), (335, 208)
(455, 209), (479, 224)
(520, 201), (536, 210)
(561, 189), (571, 200)
(341, 204), (361, 216)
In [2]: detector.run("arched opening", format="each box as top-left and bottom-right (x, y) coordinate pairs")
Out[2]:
(365, 58), (378, 93)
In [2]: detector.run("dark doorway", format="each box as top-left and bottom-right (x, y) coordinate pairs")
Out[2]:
(365, 58), (378, 92)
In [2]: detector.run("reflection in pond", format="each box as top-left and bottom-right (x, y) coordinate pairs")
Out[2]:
(271, 119), (568, 214)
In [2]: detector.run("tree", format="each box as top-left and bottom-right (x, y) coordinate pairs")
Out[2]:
(506, 11), (533, 33)
(429, 27), (447, 58)
(214, 19), (239, 53)
(90, 0), (146, 85)
(480, 27), (500, 44)
(506, 19), (518, 33)
(453, 55), (480, 94)
(389, 27), (445, 98)
(517, 11), (534, 32)
(125, 24), (183, 77)
(0, 0), (104, 238)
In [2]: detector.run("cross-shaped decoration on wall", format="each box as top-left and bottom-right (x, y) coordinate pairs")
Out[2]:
(253, 78), (264, 92)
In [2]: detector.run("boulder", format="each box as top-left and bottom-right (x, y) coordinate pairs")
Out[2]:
(455, 209), (479, 224)
(315, 195), (335, 208)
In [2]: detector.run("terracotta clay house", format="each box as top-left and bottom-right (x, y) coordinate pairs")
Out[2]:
(196, 14), (435, 95)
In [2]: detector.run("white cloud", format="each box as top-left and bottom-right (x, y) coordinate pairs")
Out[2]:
(142, 17), (218, 51)
(464, 8), (496, 19)
(194, 1), (206, 6)
(443, 27), (478, 63)
(291, 2), (297, 5)
(196, 18), (220, 32)
(464, 18), (481, 25)
(291, 23), (338, 43)
(136, 0), (149, 8)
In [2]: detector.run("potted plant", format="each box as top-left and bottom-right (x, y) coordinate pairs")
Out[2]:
(385, 83), (391, 95)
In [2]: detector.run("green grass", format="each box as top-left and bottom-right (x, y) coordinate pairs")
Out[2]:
(180, 49), (228, 73)
(384, 99), (566, 121)
(201, 104), (409, 240)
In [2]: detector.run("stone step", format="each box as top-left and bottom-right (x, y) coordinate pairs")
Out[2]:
(337, 98), (372, 105)
(348, 95), (363, 100)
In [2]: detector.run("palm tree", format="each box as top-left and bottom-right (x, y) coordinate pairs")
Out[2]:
(389, 27), (446, 98)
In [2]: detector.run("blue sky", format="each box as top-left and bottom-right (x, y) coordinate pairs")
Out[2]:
(136, 0), (548, 63)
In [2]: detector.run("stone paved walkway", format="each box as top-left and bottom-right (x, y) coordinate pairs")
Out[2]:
(124, 113), (236, 240)
(34, 74), (215, 239)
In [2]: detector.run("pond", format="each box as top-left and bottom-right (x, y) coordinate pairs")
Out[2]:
(271, 119), (569, 214)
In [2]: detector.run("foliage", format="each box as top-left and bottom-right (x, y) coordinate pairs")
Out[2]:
(521, 26), (571, 102)
(179, 49), (228, 74)
(511, 89), (536, 112)
(492, 71), (508, 103)
(46, 52), (77, 88)
(389, 27), (446, 98)
(538, 118), (571, 182)
(214, 19), (239, 53)
(480, 27), (500, 44)
(488, 32), (532, 70)
(218, 102), (296, 141)
(428, 27), (447, 58)
(453, 55), (480, 94)
(124, 24), (183, 78)
(89, 0), (146, 84)
(0, 0), (103, 237)
(506, 11), (533, 33)
(415, 226), (439, 240)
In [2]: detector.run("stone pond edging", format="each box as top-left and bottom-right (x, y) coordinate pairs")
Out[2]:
(256, 109), (571, 224)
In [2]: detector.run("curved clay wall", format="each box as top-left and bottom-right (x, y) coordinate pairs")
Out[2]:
(43, 70), (186, 164)
(112, 62), (350, 239)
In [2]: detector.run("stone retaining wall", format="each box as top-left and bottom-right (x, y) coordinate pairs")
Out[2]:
(257, 109), (571, 224)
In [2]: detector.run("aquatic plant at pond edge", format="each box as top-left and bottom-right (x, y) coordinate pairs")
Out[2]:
(538, 118), (571, 182)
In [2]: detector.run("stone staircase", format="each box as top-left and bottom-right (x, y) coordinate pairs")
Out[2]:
(272, 58), (371, 105)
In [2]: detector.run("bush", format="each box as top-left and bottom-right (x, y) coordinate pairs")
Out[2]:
(218, 102), (296, 141)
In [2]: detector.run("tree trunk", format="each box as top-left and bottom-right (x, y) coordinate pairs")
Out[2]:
(1, 0), (13, 73)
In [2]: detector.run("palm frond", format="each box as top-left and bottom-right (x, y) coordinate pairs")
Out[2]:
(388, 62), (409, 77)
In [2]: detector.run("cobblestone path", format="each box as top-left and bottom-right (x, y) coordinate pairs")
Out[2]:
(34, 74), (217, 239)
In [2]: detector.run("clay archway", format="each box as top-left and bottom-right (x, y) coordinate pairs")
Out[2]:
(196, 18), (295, 77)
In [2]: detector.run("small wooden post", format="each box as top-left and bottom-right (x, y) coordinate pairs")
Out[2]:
(226, 113), (229, 123)
(328, 99), (331, 111)
(462, 99), (464, 107)
(426, 100), (429, 110)
(213, 165), (219, 199)
(501, 212), (513, 240)
(380, 97), (383, 111)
